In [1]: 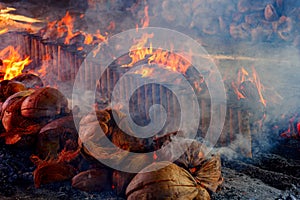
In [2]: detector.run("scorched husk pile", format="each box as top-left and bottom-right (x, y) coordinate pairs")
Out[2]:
(0, 0), (300, 200)
(0, 74), (223, 199)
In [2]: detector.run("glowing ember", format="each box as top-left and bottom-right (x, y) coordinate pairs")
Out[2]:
(153, 152), (158, 161)
(280, 114), (300, 139)
(0, 46), (31, 80)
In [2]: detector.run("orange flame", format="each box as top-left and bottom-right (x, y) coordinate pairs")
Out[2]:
(37, 64), (47, 78)
(134, 66), (154, 77)
(123, 33), (154, 67)
(44, 12), (106, 45)
(124, 4), (191, 74)
(57, 12), (79, 44)
(231, 67), (248, 100)
(0, 28), (8, 35)
(0, 46), (31, 80)
(141, 5), (150, 28)
(251, 67), (266, 107)
(232, 67), (266, 106)
(123, 33), (191, 74)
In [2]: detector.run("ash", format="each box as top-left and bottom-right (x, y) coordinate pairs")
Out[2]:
(0, 137), (299, 200)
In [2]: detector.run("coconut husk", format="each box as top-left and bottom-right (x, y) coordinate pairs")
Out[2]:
(126, 161), (209, 200)
(194, 154), (223, 193)
(72, 168), (112, 192)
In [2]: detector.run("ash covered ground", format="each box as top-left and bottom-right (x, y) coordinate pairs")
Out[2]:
(0, 138), (299, 200)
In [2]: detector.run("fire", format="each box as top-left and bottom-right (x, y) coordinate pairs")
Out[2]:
(232, 67), (266, 106)
(42, 12), (106, 45)
(141, 5), (150, 28)
(123, 33), (191, 74)
(37, 64), (47, 78)
(0, 46), (31, 80)
(123, 33), (154, 67)
(0, 28), (8, 35)
(148, 49), (191, 74)
(56, 12), (79, 44)
(134, 66), (154, 77)
(251, 67), (266, 107)
(280, 114), (300, 139)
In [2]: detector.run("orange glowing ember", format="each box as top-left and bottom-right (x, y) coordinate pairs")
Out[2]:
(0, 46), (31, 80)
(280, 115), (300, 138)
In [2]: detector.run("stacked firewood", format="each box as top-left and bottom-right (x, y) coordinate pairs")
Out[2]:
(136, 0), (300, 44)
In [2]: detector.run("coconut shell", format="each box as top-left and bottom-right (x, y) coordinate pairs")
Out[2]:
(1, 90), (34, 119)
(0, 80), (11, 101)
(1, 92), (42, 145)
(37, 115), (78, 159)
(126, 161), (209, 200)
(21, 87), (69, 118)
(160, 138), (207, 170)
(72, 168), (112, 192)
(112, 154), (152, 196)
(3, 81), (27, 99)
(78, 108), (154, 165)
(12, 73), (44, 88)
(31, 157), (77, 188)
(194, 154), (223, 193)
